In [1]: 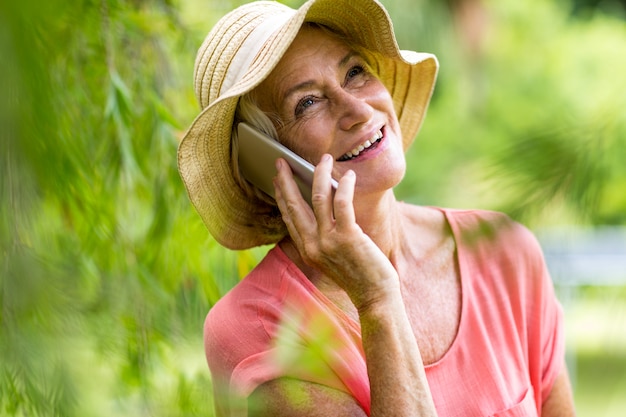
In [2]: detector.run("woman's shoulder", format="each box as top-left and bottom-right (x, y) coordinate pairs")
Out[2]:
(438, 207), (515, 229)
(203, 246), (302, 374)
(437, 207), (536, 246)
(439, 207), (550, 292)
(203, 243), (325, 341)
(205, 246), (295, 329)
(424, 207), (546, 276)
(400, 205), (532, 245)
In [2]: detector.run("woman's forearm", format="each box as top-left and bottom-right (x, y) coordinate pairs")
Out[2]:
(357, 287), (438, 417)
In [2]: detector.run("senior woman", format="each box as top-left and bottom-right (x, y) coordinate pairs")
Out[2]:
(178, 0), (576, 416)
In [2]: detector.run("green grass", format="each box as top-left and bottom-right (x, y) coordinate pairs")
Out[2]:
(563, 286), (626, 417)
(574, 351), (626, 417)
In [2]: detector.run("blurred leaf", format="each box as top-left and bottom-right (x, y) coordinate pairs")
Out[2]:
(488, 124), (608, 221)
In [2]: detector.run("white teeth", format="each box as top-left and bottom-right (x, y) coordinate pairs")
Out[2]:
(339, 130), (383, 161)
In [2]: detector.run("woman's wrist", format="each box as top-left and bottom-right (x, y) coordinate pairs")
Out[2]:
(353, 279), (403, 319)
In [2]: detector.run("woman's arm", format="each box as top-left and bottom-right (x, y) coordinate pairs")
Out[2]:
(255, 155), (438, 417)
(541, 363), (576, 417)
(248, 288), (436, 417)
(248, 285), (435, 417)
(358, 279), (438, 416)
(249, 378), (367, 416)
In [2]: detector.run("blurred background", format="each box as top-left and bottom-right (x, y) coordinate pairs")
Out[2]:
(1, 0), (625, 415)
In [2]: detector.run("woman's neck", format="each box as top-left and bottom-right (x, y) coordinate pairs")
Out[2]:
(354, 194), (451, 272)
(279, 191), (448, 290)
(353, 190), (404, 259)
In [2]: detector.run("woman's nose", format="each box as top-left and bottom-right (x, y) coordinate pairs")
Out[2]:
(332, 88), (374, 131)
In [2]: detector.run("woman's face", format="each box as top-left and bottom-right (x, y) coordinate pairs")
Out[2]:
(253, 25), (406, 197)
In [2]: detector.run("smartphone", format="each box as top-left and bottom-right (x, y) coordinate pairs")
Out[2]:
(237, 122), (338, 206)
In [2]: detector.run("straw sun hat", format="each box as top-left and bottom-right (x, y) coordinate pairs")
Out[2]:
(178, 0), (438, 250)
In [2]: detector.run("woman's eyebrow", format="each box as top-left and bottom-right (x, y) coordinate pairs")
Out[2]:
(339, 51), (358, 68)
(281, 51), (358, 102)
(282, 80), (315, 103)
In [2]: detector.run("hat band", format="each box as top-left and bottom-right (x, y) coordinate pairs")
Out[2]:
(220, 11), (295, 96)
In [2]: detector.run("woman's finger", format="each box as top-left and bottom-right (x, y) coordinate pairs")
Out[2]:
(310, 154), (336, 229)
(273, 158), (316, 239)
(333, 169), (357, 230)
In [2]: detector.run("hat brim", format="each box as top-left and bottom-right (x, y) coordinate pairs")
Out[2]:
(178, 0), (438, 249)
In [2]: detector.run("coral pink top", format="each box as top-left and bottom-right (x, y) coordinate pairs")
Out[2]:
(204, 209), (564, 416)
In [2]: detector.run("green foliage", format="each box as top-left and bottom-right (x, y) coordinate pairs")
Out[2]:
(0, 0), (250, 415)
(1, 0), (624, 415)
(396, 0), (626, 227)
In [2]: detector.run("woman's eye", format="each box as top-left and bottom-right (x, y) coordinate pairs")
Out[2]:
(347, 65), (365, 79)
(295, 96), (315, 116)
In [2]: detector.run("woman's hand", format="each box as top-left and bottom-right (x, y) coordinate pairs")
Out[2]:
(273, 154), (399, 310)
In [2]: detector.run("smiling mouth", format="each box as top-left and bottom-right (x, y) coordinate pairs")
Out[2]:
(337, 129), (384, 161)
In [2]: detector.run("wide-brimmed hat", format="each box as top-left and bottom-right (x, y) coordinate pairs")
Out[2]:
(178, 0), (438, 250)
